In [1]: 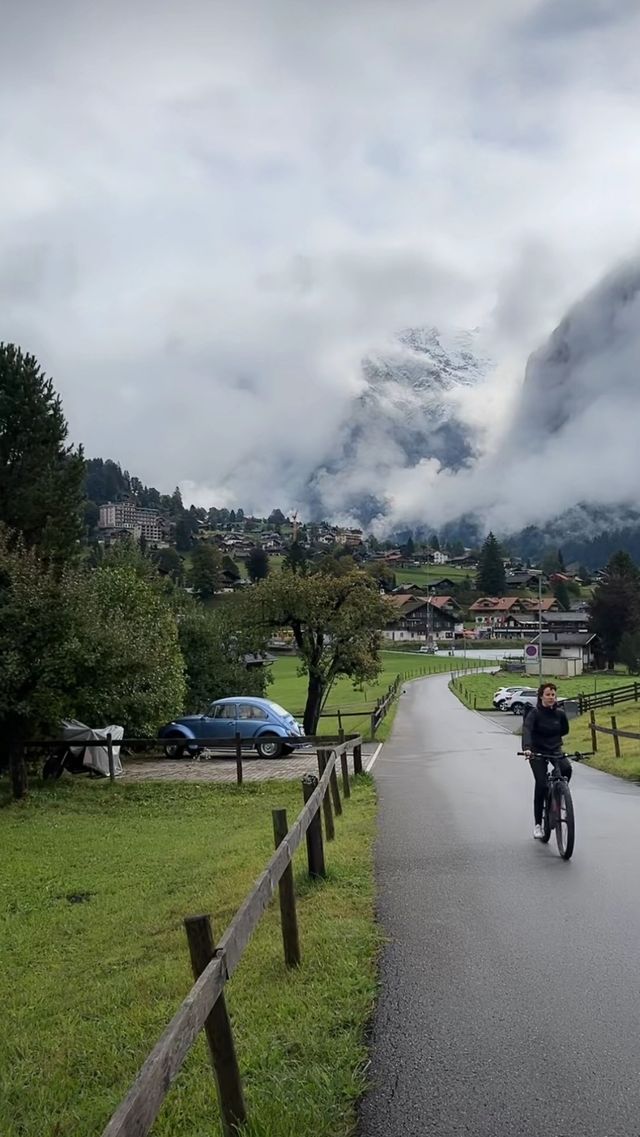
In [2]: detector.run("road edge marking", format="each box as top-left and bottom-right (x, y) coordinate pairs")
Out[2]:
(365, 742), (383, 773)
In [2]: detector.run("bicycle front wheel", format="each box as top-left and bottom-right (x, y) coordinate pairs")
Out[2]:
(555, 782), (575, 860)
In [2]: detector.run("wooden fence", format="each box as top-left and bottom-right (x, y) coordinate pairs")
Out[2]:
(291, 674), (403, 740)
(588, 711), (640, 757)
(97, 734), (364, 1137)
(578, 681), (640, 714)
(24, 732), (364, 787)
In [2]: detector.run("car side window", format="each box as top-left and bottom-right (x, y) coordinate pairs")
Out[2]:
(250, 705), (269, 720)
(212, 704), (236, 719)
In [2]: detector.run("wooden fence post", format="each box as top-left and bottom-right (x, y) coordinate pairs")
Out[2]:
(106, 733), (115, 783)
(369, 711), (377, 741)
(183, 915), (247, 1136)
(611, 715), (622, 758)
(329, 756), (342, 817)
(317, 751), (335, 840)
(235, 733), (243, 786)
(353, 740), (363, 776)
(272, 809), (301, 968)
(340, 750), (351, 798)
(302, 775), (326, 878)
(590, 710), (598, 753)
(337, 709), (343, 737)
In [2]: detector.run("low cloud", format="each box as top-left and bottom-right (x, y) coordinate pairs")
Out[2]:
(1, 1), (640, 530)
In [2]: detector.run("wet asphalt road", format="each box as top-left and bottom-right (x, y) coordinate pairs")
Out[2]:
(359, 674), (640, 1137)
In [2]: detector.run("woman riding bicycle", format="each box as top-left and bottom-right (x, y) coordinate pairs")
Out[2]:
(522, 682), (570, 839)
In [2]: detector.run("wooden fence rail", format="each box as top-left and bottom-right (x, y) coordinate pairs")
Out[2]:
(100, 735), (363, 1137)
(21, 732), (364, 786)
(578, 682), (640, 714)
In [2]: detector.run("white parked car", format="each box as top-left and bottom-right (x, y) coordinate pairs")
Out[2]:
(505, 688), (566, 716)
(493, 685), (530, 710)
(419, 644), (438, 654)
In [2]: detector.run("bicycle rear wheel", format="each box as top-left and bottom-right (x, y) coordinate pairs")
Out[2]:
(555, 782), (575, 860)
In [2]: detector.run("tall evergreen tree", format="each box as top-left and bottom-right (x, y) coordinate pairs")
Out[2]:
(589, 550), (640, 668)
(0, 343), (85, 563)
(476, 532), (507, 595)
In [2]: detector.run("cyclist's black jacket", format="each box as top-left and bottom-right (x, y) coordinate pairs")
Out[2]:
(522, 703), (569, 756)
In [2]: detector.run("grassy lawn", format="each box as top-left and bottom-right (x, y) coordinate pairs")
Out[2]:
(268, 650), (482, 739)
(390, 564), (470, 589)
(570, 699), (640, 781)
(0, 777), (378, 1137)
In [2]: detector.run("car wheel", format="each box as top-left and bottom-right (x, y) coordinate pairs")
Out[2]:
(495, 699), (506, 710)
(511, 702), (524, 716)
(255, 735), (284, 759)
(163, 732), (187, 759)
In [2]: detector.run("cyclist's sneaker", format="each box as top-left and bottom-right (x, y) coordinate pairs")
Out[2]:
(533, 824), (544, 839)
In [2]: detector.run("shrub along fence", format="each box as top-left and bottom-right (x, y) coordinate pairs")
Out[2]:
(91, 734), (365, 1137)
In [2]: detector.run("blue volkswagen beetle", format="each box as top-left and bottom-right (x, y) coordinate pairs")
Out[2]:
(159, 697), (305, 759)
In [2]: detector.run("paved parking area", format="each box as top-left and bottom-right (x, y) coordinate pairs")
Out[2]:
(122, 744), (378, 783)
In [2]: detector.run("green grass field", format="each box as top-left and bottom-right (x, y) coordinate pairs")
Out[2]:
(0, 776), (378, 1137)
(570, 699), (640, 781)
(390, 564), (470, 589)
(268, 650), (482, 739)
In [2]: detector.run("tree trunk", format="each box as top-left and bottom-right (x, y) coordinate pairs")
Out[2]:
(303, 672), (325, 736)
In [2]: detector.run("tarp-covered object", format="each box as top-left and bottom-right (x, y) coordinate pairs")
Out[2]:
(60, 720), (124, 777)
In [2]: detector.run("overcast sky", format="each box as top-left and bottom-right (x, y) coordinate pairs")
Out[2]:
(2, 0), (640, 528)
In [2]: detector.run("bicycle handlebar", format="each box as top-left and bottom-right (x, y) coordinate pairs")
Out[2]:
(517, 750), (593, 760)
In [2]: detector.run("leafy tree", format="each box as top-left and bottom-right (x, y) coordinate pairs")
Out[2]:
(476, 532), (506, 596)
(222, 555), (241, 582)
(66, 561), (185, 734)
(314, 552), (356, 577)
(404, 536), (415, 557)
(152, 546), (184, 584)
(283, 540), (308, 575)
(252, 568), (390, 734)
(247, 545), (270, 583)
(589, 551), (640, 668)
(367, 561), (397, 593)
(0, 529), (74, 797)
(0, 343), (85, 563)
(188, 543), (223, 600)
(430, 534), (440, 552)
(177, 599), (269, 712)
(0, 531), (185, 797)
(268, 509), (286, 526)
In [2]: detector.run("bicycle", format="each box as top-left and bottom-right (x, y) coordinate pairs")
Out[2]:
(518, 751), (592, 861)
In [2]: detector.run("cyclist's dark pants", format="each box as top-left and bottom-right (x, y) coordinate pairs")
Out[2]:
(530, 754), (572, 825)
